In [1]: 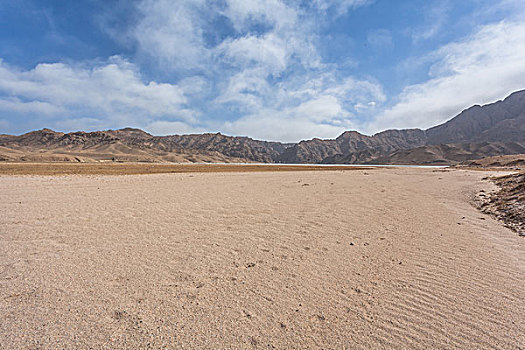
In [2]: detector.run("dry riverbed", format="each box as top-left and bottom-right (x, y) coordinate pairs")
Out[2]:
(0, 167), (523, 349)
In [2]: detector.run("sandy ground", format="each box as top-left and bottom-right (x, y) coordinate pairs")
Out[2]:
(0, 168), (523, 349)
(0, 162), (368, 176)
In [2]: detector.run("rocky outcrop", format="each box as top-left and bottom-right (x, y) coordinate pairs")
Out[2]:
(477, 171), (525, 236)
(460, 154), (525, 169)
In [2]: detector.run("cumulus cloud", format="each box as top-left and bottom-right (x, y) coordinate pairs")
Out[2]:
(133, 0), (210, 71)
(132, 0), (313, 73)
(217, 33), (290, 74)
(223, 113), (348, 143)
(214, 68), (272, 109)
(122, 0), (380, 141)
(368, 20), (525, 133)
(136, 0), (322, 73)
(221, 74), (385, 142)
(11, 0), (523, 142)
(0, 57), (194, 130)
(1, 0), (380, 139)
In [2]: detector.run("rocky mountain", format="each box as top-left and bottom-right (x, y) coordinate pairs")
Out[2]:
(1, 89), (524, 164)
(0, 128), (289, 163)
(370, 142), (525, 165)
(284, 89), (525, 164)
(279, 129), (427, 163)
(146, 133), (289, 163)
(426, 90), (525, 144)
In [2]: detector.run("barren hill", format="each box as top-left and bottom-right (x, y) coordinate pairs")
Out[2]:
(0, 129), (251, 163)
(286, 89), (525, 164)
(1, 89), (524, 164)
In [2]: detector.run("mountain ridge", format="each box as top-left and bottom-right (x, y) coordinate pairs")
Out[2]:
(1, 89), (524, 164)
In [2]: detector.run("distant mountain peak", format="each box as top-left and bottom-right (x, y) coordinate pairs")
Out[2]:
(1, 88), (524, 165)
(117, 127), (147, 132)
(426, 89), (525, 145)
(106, 127), (152, 139)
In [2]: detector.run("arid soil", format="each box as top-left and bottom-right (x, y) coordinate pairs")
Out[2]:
(477, 171), (525, 236)
(460, 154), (525, 169)
(1, 168), (523, 349)
(0, 162), (366, 176)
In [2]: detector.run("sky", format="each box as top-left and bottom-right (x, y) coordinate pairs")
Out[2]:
(0, 0), (525, 142)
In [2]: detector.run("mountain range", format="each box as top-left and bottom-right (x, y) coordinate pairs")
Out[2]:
(1, 89), (524, 164)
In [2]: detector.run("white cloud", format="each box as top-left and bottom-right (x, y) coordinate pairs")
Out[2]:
(224, 0), (297, 31)
(221, 74), (385, 142)
(293, 95), (345, 122)
(1, 0), (379, 140)
(50, 117), (107, 132)
(369, 20), (525, 133)
(217, 33), (289, 74)
(176, 76), (210, 96)
(112, 0), (379, 141)
(145, 120), (206, 135)
(223, 112), (350, 143)
(324, 77), (385, 103)
(354, 101), (377, 112)
(313, 0), (373, 16)
(0, 97), (65, 115)
(132, 0), (307, 73)
(411, 0), (450, 43)
(133, 0), (210, 71)
(0, 56), (194, 129)
(214, 68), (272, 109)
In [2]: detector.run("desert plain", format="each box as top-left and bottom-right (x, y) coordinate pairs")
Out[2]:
(0, 165), (524, 349)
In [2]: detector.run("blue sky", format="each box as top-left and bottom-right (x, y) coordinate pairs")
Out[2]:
(1, 0), (525, 142)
